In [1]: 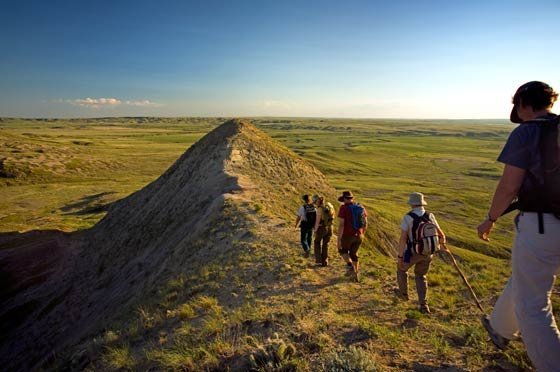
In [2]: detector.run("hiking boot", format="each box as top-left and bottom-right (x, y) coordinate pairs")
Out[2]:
(419, 304), (431, 314)
(393, 288), (409, 301)
(346, 262), (353, 267)
(304, 250), (310, 258)
(322, 260), (328, 267)
(344, 267), (353, 276)
(481, 315), (510, 350)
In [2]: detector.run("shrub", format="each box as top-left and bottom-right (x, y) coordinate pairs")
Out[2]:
(320, 346), (378, 372)
(247, 333), (297, 371)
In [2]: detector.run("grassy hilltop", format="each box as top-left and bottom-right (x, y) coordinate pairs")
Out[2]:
(0, 117), (546, 370)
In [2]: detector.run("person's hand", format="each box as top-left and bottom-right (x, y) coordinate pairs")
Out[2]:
(477, 219), (494, 241)
(337, 240), (342, 250)
(397, 256), (405, 271)
(439, 235), (446, 244)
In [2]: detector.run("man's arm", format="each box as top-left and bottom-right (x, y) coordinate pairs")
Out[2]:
(477, 164), (526, 241)
(295, 216), (301, 229)
(397, 229), (408, 270)
(397, 229), (408, 257)
(436, 226), (446, 244)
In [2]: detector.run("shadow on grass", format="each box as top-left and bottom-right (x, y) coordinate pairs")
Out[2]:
(60, 192), (116, 215)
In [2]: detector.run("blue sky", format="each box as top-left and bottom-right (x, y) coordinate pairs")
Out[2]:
(1, 0), (560, 119)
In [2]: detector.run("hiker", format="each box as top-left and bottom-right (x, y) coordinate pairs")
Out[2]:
(312, 194), (335, 266)
(336, 191), (367, 282)
(477, 81), (560, 371)
(394, 192), (446, 314)
(295, 194), (316, 258)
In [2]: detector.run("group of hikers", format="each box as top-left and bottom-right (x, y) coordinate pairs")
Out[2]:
(295, 190), (439, 314)
(295, 191), (368, 282)
(294, 81), (560, 371)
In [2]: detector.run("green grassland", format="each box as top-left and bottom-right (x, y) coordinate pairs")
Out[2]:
(0, 117), (544, 370)
(1, 116), (513, 257)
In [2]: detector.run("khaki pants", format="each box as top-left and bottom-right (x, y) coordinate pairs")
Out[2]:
(314, 225), (332, 264)
(397, 253), (432, 305)
(489, 212), (560, 371)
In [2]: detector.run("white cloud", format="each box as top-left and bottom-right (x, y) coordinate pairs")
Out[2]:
(69, 97), (121, 108)
(63, 97), (159, 109)
(125, 99), (158, 107)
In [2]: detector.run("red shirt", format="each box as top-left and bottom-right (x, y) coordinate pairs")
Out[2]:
(338, 202), (367, 236)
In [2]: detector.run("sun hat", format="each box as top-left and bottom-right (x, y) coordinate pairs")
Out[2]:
(408, 192), (427, 206)
(337, 191), (354, 202)
(510, 81), (555, 123)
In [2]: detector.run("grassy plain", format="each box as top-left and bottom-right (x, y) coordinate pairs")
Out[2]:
(1, 116), (513, 256)
(0, 117), (542, 370)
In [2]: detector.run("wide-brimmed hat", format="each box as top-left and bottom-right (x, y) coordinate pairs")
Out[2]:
(338, 191), (354, 202)
(408, 192), (427, 206)
(510, 81), (554, 123)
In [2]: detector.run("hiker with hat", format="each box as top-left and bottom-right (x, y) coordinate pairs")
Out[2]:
(395, 192), (446, 314)
(336, 191), (368, 282)
(477, 81), (560, 370)
(312, 194), (335, 266)
(295, 194), (316, 258)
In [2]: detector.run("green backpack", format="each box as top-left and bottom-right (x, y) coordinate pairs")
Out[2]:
(323, 202), (336, 226)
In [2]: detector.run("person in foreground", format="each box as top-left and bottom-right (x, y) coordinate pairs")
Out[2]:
(337, 191), (367, 282)
(477, 81), (560, 371)
(395, 192), (446, 314)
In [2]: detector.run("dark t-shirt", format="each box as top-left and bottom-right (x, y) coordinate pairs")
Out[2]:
(497, 114), (557, 195)
(338, 203), (367, 236)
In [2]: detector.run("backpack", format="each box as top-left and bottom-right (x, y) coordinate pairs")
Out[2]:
(407, 211), (440, 256)
(348, 203), (367, 230)
(504, 116), (560, 233)
(302, 203), (316, 228)
(322, 202), (336, 226)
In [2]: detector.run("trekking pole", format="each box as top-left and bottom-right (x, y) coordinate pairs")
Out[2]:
(440, 243), (484, 313)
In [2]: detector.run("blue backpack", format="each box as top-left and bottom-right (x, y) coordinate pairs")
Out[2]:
(348, 203), (367, 230)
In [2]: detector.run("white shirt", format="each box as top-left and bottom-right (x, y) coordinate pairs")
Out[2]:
(297, 205), (307, 220)
(400, 207), (440, 241)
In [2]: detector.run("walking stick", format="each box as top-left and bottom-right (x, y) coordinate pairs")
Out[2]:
(441, 243), (484, 313)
